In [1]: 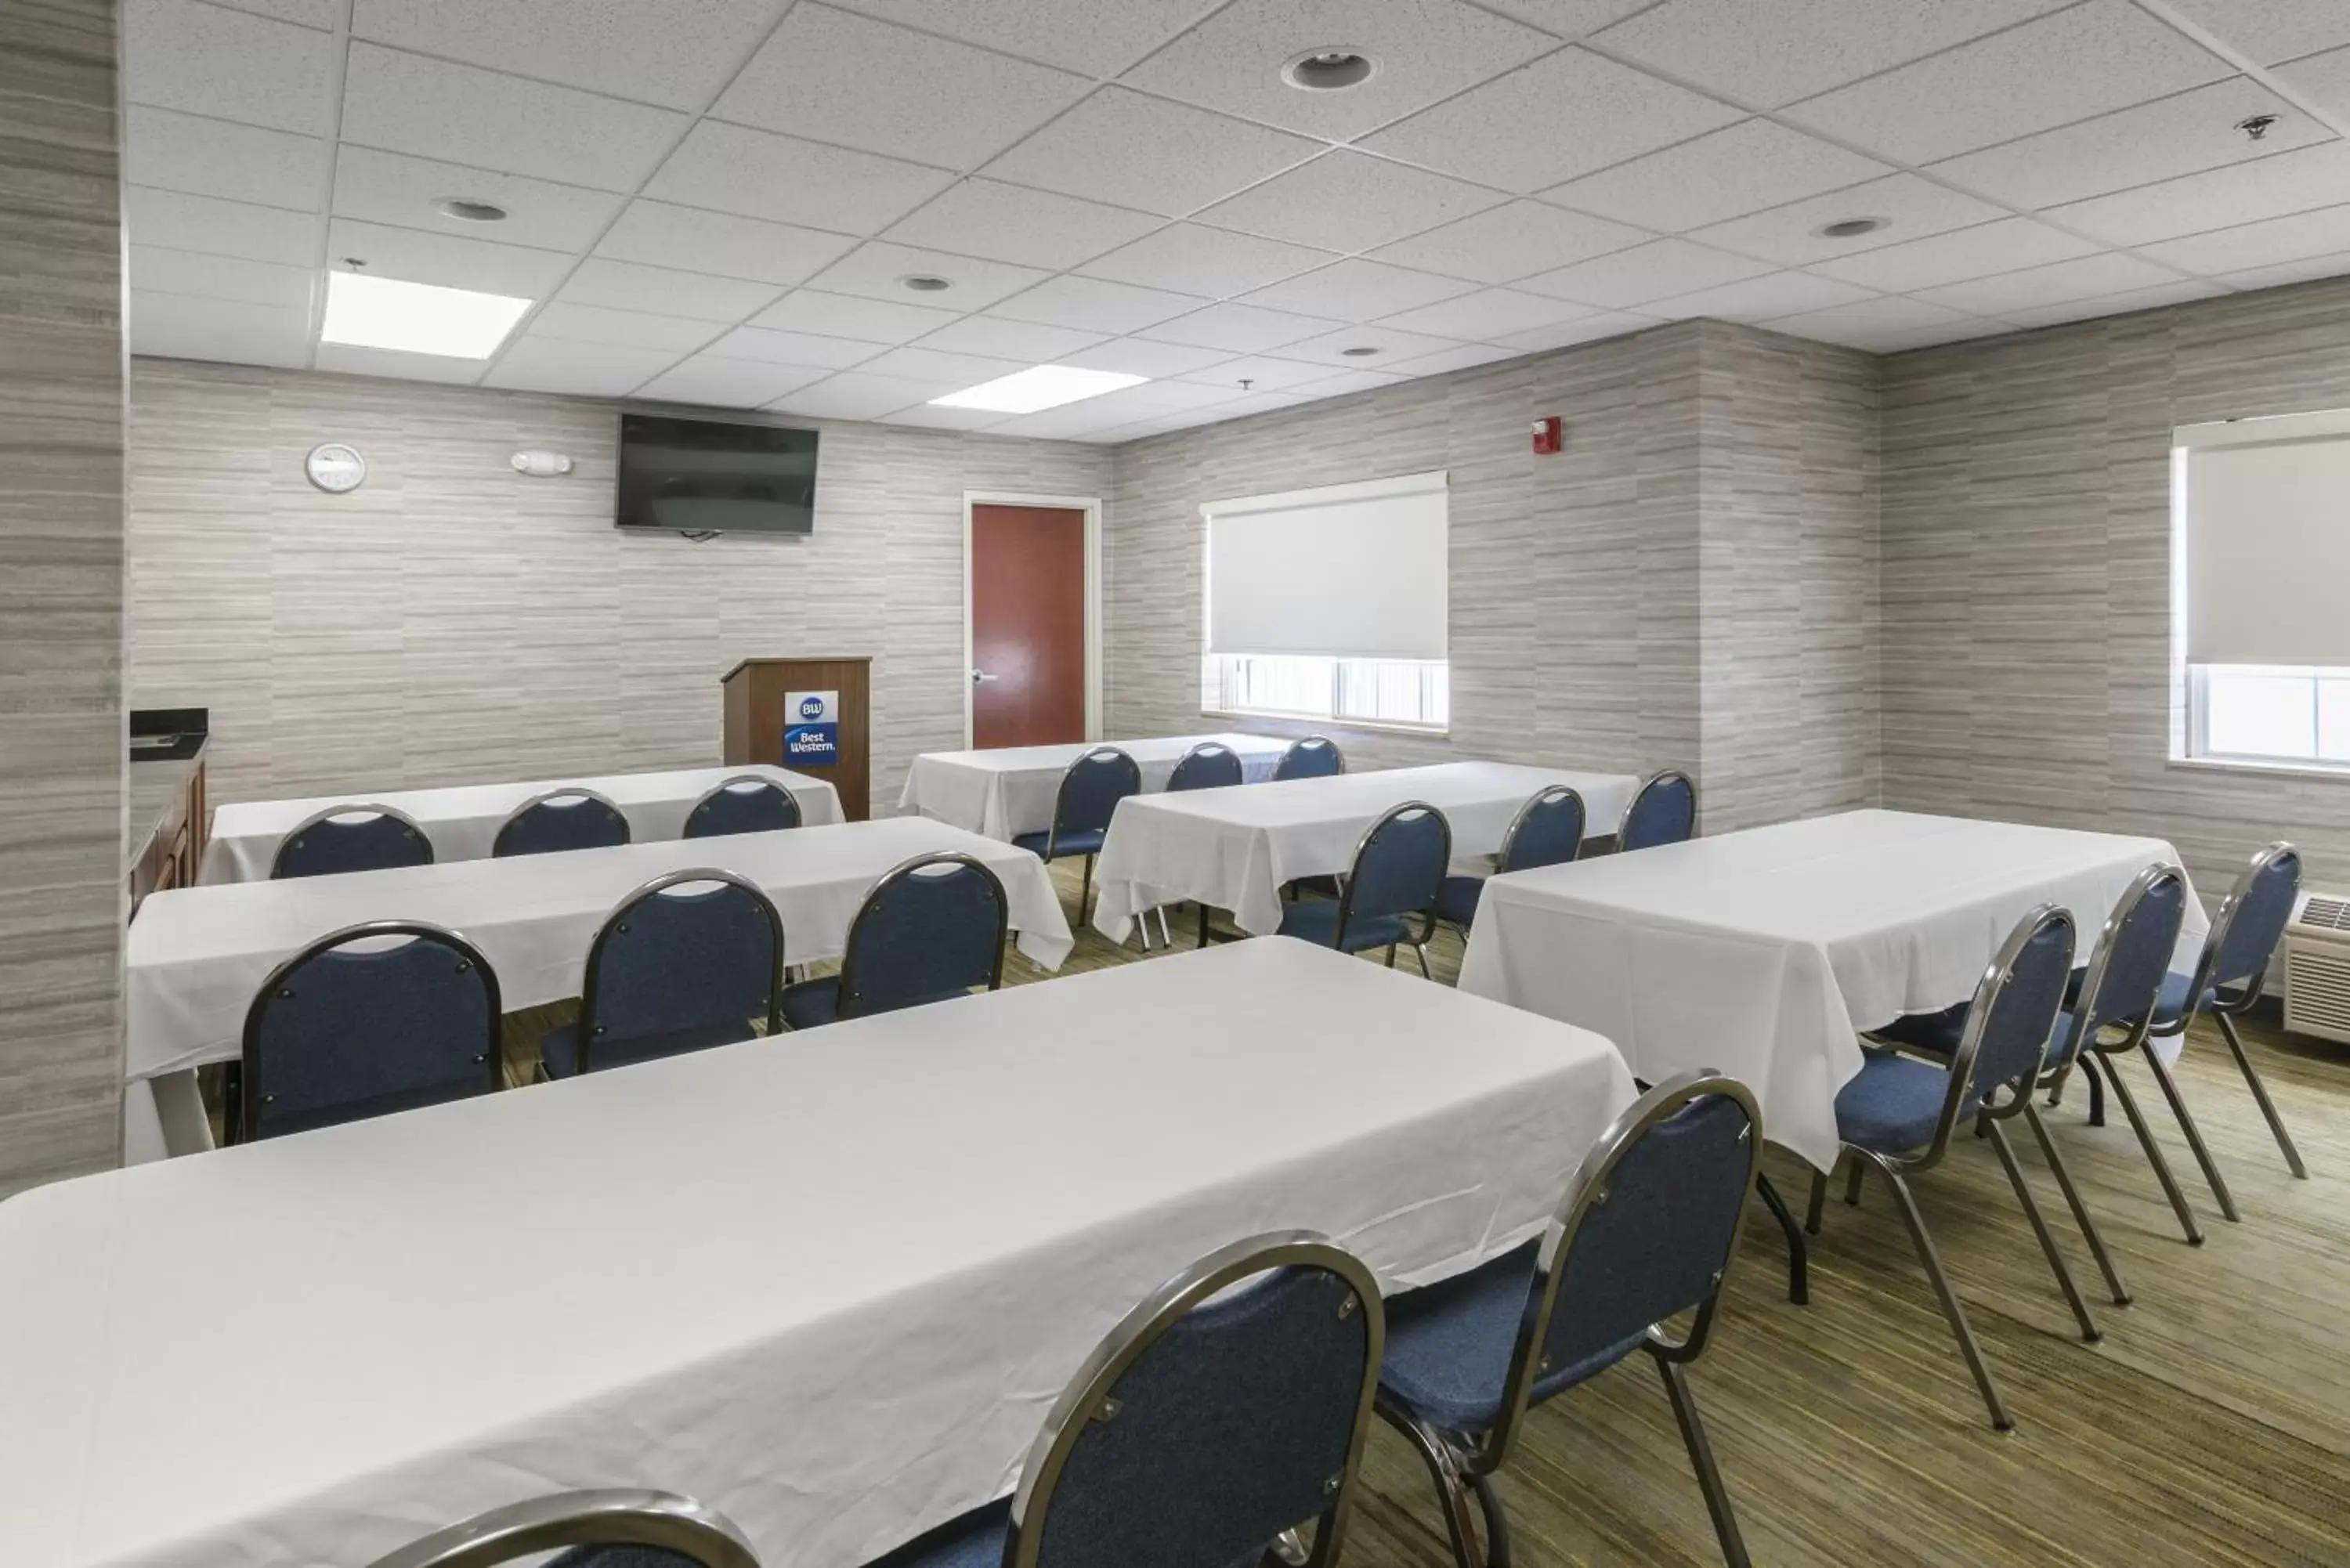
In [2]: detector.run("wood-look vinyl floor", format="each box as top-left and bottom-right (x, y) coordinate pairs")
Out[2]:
(504, 856), (2350, 1567)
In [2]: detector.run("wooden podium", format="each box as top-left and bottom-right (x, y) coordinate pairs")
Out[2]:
(721, 656), (872, 820)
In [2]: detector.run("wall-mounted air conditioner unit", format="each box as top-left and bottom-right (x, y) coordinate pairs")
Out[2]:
(2283, 889), (2350, 1044)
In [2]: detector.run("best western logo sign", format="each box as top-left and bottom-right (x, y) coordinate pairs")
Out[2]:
(783, 689), (839, 766)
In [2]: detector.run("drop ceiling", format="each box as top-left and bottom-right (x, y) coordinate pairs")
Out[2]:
(123, 0), (2350, 444)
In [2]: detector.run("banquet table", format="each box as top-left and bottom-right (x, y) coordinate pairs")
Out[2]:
(1456, 808), (2209, 1170)
(201, 763), (843, 884)
(898, 732), (1289, 841)
(2, 938), (1637, 1568)
(1090, 759), (1642, 943)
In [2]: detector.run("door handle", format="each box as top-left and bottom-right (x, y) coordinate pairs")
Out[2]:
(971, 669), (998, 683)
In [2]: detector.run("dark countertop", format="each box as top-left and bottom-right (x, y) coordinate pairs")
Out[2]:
(127, 741), (205, 861)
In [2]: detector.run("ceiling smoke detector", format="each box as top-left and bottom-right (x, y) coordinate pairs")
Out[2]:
(1814, 216), (1889, 240)
(1340, 345), (1382, 358)
(1282, 49), (1376, 91)
(898, 273), (953, 293)
(2236, 114), (2281, 141)
(433, 197), (508, 223)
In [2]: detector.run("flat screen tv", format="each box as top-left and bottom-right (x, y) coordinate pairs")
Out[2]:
(616, 414), (818, 536)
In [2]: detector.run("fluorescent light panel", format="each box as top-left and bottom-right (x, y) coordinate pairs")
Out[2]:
(320, 273), (533, 359)
(930, 364), (1146, 414)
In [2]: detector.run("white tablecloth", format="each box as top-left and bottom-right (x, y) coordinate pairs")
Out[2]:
(131, 817), (1069, 1081)
(1090, 761), (1642, 942)
(1456, 809), (2209, 1170)
(1, 938), (1636, 1568)
(898, 733), (1289, 840)
(201, 764), (844, 884)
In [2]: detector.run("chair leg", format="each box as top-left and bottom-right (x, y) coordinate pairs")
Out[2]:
(1984, 1117), (2099, 1342)
(2138, 1041), (2238, 1222)
(1079, 853), (1094, 928)
(1657, 1357), (1752, 1568)
(1412, 941), (1433, 980)
(1866, 1152), (2012, 1430)
(2022, 1103), (2131, 1306)
(2100, 1054), (2204, 1246)
(1384, 943), (1398, 968)
(2215, 1012), (2308, 1179)
(1805, 1165), (1828, 1236)
(1466, 1472), (1513, 1568)
(1374, 1393), (1491, 1568)
(1752, 1172), (1810, 1305)
(1844, 1157), (1866, 1209)
(1197, 902), (1210, 948)
(2081, 1054), (2106, 1126)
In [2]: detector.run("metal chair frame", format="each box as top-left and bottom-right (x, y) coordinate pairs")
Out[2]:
(833, 851), (1010, 1021)
(1434, 786), (1587, 941)
(1619, 768), (1697, 850)
(1039, 746), (1141, 928)
(1274, 735), (1347, 781)
(567, 868), (786, 1075)
(493, 786), (631, 857)
(1323, 800), (1450, 979)
(366, 1488), (760, 1568)
(683, 774), (804, 838)
(269, 802), (433, 880)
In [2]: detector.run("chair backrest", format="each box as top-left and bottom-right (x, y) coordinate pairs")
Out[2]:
(1482, 1071), (1759, 1465)
(1496, 786), (1586, 875)
(579, 870), (785, 1064)
(1166, 742), (1243, 793)
(1940, 905), (2076, 1145)
(2061, 862), (2192, 1062)
(2193, 841), (2301, 1013)
(683, 775), (803, 839)
(837, 852), (1010, 1020)
(1274, 735), (1345, 781)
(494, 789), (631, 858)
(240, 920), (502, 1141)
(1336, 802), (1451, 941)
(270, 805), (434, 880)
(1618, 769), (1696, 851)
(1006, 1232), (1383, 1568)
(1050, 748), (1141, 849)
(366, 1489), (760, 1568)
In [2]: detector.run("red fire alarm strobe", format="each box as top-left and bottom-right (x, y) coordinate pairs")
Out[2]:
(1531, 416), (1562, 454)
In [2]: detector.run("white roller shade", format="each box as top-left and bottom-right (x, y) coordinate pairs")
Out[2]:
(2180, 410), (2350, 666)
(1205, 470), (1448, 660)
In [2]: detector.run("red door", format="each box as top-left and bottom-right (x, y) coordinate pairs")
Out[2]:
(971, 504), (1086, 749)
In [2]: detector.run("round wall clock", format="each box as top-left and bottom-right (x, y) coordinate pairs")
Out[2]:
(305, 442), (367, 494)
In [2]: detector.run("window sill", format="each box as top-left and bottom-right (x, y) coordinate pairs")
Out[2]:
(1202, 709), (1451, 739)
(2168, 753), (2350, 784)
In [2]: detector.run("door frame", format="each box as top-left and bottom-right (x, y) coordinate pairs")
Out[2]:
(961, 490), (1103, 748)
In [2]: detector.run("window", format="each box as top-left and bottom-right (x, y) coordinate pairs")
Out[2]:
(2189, 666), (2350, 766)
(1202, 470), (1448, 732)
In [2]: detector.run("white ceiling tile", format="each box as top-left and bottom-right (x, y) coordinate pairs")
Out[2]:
(882, 180), (1161, 270)
(1783, 0), (2233, 165)
(1687, 174), (2009, 266)
(329, 146), (626, 254)
(1493, 310), (1660, 351)
(1762, 294), (1992, 351)
(1643, 269), (1876, 323)
(912, 316), (1110, 360)
(1913, 252), (2195, 316)
(747, 289), (962, 343)
(1376, 287), (1589, 339)
(2139, 203), (2350, 276)
(2278, 45), (2350, 121)
(2163, 0), (2350, 66)
(715, 5), (1090, 170)
(645, 121), (953, 234)
(990, 275), (1209, 333)
(130, 290), (312, 367)
(634, 355), (833, 408)
(1381, 341), (1524, 375)
(1809, 219), (2099, 292)
(1078, 224), (1339, 298)
(842, 345), (1030, 388)
(1122, 0), (1555, 141)
(1196, 388), (1315, 417)
(1991, 277), (2229, 329)
(1591, 0), (2073, 108)
(769, 372), (947, 419)
(1475, 1), (1654, 38)
(340, 43), (689, 191)
(1195, 152), (1506, 254)
(313, 343), (486, 384)
(800, 243), (1050, 310)
(1274, 324), (1467, 367)
(1136, 301), (1342, 352)
(1238, 259), (1476, 321)
(1056, 338), (1238, 378)
(1543, 120), (1891, 234)
(352, 0), (790, 110)
(2215, 246), (2350, 293)
(328, 219), (576, 297)
(1368, 201), (1651, 284)
(124, 0), (338, 134)
(1288, 367), (1411, 397)
(877, 404), (1012, 431)
(2043, 141), (2350, 247)
(132, 246), (316, 309)
(211, 0), (338, 27)
(1364, 48), (1745, 193)
(526, 302), (721, 352)
(1175, 356), (1347, 392)
(557, 260), (785, 323)
(826, 0), (1208, 78)
(976, 87), (1320, 219)
(127, 188), (318, 266)
(483, 337), (683, 396)
(1068, 380), (1248, 416)
(1924, 78), (2327, 212)
(124, 107), (324, 209)
(1516, 237), (1774, 307)
(985, 401), (1150, 439)
(595, 202), (859, 287)
(702, 326), (886, 370)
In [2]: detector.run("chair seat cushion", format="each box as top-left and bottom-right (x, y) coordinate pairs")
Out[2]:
(1379, 1241), (1647, 1434)
(781, 976), (841, 1029)
(1869, 1002), (1967, 1056)
(2069, 966), (2203, 1031)
(1434, 874), (1484, 928)
(1011, 827), (1105, 859)
(540, 1019), (754, 1078)
(1833, 1053), (1954, 1154)
(863, 1499), (1007, 1568)
(1275, 898), (1409, 953)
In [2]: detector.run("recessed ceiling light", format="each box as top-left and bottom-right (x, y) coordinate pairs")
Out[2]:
(320, 273), (532, 359)
(1814, 216), (1889, 240)
(898, 273), (953, 293)
(931, 365), (1146, 414)
(1282, 48), (1376, 91)
(1340, 345), (1382, 357)
(433, 197), (508, 223)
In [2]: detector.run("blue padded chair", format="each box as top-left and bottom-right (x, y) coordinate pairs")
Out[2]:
(1618, 768), (1696, 851)
(1011, 747), (1140, 927)
(1434, 785), (1585, 933)
(270, 804), (435, 880)
(782, 852), (1009, 1029)
(1274, 735), (1345, 781)
(1166, 740), (1244, 793)
(1376, 1072), (1761, 1568)
(683, 775), (803, 840)
(237, 920), (502, 1142)
(494, 788), (631, 858)
(366, 1489), (760, 1568)
(864, 1232), (1383, 1568)
(1817, 905), (2082, 1430)
(1278, 801), (1450, 978)
(540, 869), (785, 1078)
